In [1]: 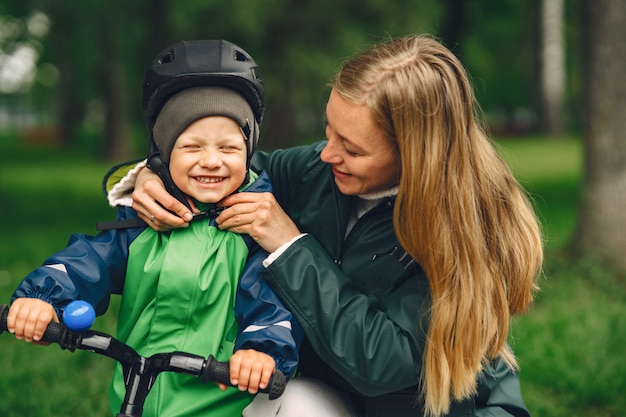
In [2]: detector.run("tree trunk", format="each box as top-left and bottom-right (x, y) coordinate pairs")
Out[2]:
(101, 55), (131, 161)
(439, 0), (468, 53)
(572, 0), (626, 269)
(539, 0), (566, 136)
(145, 0), (169, 58)
(98, 6), (132, 161)
(46, 5), (84, 148)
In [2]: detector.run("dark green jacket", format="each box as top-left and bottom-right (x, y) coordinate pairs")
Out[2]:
(105, 141), (531, 416)
(251, 142), (530, 417)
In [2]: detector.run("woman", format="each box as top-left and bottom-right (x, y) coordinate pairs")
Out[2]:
(107, 34), (542, 416)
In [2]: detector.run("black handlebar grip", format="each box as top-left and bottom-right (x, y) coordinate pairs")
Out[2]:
(264, 368), (287, 400)
(203, 356), (231, 386)
(39, 321), (68, 344)
(202, 355), (286, 400)
(0, 304), (9, 333)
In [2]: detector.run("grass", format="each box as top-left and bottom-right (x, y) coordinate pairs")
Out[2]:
(513, 256), (626, 417)
(496, 137), (583, 249)
(0, 140), (120, 417)
(1, 135), (624, 416)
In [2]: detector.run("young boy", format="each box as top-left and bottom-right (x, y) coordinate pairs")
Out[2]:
(7, 40), (301, 417)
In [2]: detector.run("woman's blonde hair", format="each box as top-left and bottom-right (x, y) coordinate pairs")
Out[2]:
(333, 34), (542, 416)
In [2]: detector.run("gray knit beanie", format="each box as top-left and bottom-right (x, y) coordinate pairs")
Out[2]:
(152, 86), (257, 163)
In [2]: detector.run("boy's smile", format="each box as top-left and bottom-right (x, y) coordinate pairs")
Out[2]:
(194, 176), (226, 184)
(169, 116), (247, 204)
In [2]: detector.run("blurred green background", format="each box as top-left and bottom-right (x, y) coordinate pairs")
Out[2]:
(1, 1), (625, 416)
(0, 0), (583, 159)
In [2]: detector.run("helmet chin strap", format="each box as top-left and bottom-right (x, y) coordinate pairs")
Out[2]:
(241, 119), (254, 185)
(146, 137), (193, 211)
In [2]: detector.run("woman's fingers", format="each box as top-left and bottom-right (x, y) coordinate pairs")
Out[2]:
(217, 192), (301, 253)
(131, 176), (194, 231)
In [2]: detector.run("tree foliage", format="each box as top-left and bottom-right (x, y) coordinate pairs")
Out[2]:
(0, 0), (582, 159)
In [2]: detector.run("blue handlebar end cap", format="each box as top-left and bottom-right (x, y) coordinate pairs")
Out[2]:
(63, 301), (96, 332)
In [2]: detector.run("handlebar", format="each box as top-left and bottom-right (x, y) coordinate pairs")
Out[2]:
(0, 302), (286, 417)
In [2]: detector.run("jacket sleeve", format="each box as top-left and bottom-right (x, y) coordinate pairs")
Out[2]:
(234, 244), (303, 379)
(12, 206), (145, 318)
(474, 357), (531, 417)
(262, 234), (426, 396)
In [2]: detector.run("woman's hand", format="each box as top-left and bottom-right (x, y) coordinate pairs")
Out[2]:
(216, 192), (301, 253)
(131, 167), (196, 231)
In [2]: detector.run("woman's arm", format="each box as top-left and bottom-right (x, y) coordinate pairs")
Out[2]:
(262, 234), (427, 397)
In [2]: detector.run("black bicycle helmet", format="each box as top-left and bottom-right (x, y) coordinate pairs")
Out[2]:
(143, 40), (265, 212)
(143, 39), (265, 130)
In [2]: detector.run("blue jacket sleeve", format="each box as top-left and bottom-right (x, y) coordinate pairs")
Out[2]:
(234, 245), (303, 378)
(11, 206), (146, 318)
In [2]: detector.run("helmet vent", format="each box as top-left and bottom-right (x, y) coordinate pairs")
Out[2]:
(143, 40), (265, 125)
(234, 50), (249, 62)
(158, 49), (175, 64)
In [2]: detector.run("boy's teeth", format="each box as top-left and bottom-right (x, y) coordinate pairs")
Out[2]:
(196, 177), (221, 183)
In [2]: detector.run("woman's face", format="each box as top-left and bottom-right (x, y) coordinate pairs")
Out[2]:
(321, 90), (400, 196)
(169, 116), (247, 203)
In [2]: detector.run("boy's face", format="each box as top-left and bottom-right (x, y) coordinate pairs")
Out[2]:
(169, 116), (247, 203)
